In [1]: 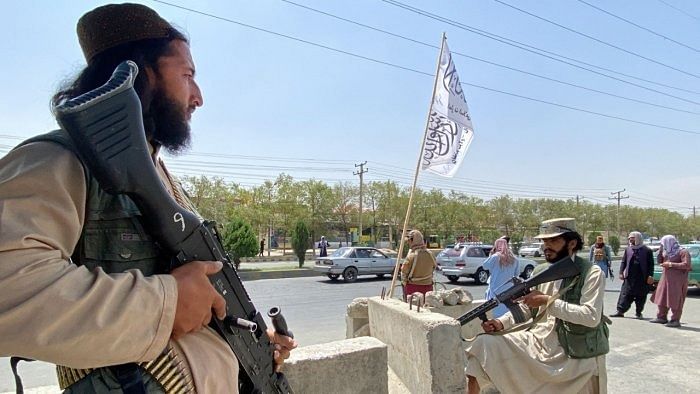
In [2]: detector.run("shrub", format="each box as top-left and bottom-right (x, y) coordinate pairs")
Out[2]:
(222, 217), (258, 269)
(292, 221), (310, 268)
(608, 235), (620, 256)
(587, 232), (602, 247)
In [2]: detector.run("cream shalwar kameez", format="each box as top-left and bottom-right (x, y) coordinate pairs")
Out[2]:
(465, 260), (607, 394)
(0, 141), (238, 393)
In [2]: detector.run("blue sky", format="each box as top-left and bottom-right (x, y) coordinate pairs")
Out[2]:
(1, 0), (699, 214)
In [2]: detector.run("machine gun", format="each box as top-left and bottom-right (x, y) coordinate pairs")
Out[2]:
(55, 61), (293, 394)
(457, 256), (580, 326)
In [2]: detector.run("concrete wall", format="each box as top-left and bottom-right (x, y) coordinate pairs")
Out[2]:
(367, 297), (467, 393)
(284, 336), (388, 393)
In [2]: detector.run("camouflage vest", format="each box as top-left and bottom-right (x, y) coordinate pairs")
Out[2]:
(17, 130), (169, 275)
(593, 246), (606, 261)
(556, 256), (609, 359)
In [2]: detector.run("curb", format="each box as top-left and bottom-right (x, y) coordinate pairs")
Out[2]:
(238, 269), (322, 281)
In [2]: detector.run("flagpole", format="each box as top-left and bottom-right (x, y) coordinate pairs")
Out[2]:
(388, 32), (447, 298)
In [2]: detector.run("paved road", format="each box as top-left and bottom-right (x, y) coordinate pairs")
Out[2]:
(3, 260), (699, 392)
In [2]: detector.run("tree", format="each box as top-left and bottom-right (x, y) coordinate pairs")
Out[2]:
(221, 217), (258, 269)
(292, 220), (310, 268)
(608, 235), (621, 256)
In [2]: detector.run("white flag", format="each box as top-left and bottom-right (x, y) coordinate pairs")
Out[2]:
(421, 41), (474, 177)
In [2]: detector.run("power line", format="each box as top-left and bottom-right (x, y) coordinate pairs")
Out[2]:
(279, 0), (700, 115)
(654, 0), (700, 21)
(379, 0), (700, 100)
(149, 1), (700, 135)
(574, 0), (699, 53)
(492, 0), (700, 79)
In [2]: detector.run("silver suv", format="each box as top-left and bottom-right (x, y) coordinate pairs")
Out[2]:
(437, 243), (537, 284)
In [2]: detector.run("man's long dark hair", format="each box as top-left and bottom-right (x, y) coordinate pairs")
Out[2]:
(51, 27), (187, 128)
(562, 232), (584, 252)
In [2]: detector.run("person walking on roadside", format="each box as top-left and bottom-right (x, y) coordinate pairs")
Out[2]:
(590, 235), (613, 279)
(318, 236), (329, 257)
(650, 235), (691, 328)
(610, 231), (654, 319)
(482, 238), (520, 318)
(259, 238), (265, 257)
(400, 230), (437, 296)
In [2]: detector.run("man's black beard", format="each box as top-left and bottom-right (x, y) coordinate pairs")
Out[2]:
(147, 89), (191, 155)
(545, 244), (571, 263)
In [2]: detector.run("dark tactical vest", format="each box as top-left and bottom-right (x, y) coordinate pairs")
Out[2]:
(556, 256), (609, 359)
(530, 256), (609, 359)
(16, 131), (189, 393)
(18, 130), (170, 275)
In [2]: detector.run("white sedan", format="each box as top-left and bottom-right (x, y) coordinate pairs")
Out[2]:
(313, 247), (397, 283)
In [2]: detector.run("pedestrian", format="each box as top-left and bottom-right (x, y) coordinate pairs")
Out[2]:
(318, 236), (329, 257)
(650, 235), (691, 328)
(0, 4), (296, 392)
(610, 231), (654, 319)
(259, 238), (265, 257)
(483, 238), (520, 318)
(465, 218), (608, 394)
(400, 230), (437, 296)
(589, 235), (613, 279)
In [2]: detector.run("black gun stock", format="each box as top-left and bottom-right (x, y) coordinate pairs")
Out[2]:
(55, 61), (293, 394)
(457, 256), (580, 326)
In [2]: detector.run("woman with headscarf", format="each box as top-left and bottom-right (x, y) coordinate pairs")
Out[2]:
(318, 236), (329, 257)
(482, 238), (520, 318)
(610, 231), (654, 319)
(400, 230), (437, 296)
(651, 235), (691, 328)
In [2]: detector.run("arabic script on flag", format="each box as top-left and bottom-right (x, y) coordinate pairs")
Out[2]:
(421, 41), (474, 177)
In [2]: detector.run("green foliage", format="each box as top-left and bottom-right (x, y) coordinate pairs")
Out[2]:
(587, 232), (602, 247)
(179, 175), (700, 253)
(222, 217), (258, 269)
(608, 235), (620, 256)
(291, 221), (310, 268)
(509, 233), (523, 255)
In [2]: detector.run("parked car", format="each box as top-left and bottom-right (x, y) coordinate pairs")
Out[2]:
(652, 244), (700, 290)
(519, 242), (544, 257)
(437, 243), (538, 284)
(313, 247), (397, 283)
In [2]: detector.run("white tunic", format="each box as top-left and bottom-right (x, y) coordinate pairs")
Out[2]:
(465, 260), (607, 394)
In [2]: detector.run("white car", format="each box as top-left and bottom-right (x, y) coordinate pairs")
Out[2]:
(437, 243), (538, 284)
(519, 242), (544, 258)
(313, 247), (397, 283)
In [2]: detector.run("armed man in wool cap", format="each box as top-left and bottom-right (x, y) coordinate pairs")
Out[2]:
(0, 3), (295, 393)
(465, 218), (610, 394)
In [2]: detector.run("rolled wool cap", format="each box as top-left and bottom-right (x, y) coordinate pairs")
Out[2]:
(77, 3), (173, 62)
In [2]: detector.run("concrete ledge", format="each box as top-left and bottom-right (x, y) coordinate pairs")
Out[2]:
(284, 337), (388, 394)
(427, 300), (490, 340)
(238, 269), (322, 281)
(368, 297), (466, 393)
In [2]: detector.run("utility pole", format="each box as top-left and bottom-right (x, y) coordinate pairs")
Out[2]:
(609, 189), (629, 236)
(354, 162), (368, 245)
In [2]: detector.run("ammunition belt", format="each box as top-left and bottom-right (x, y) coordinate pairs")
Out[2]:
(56, 344), (194, 393)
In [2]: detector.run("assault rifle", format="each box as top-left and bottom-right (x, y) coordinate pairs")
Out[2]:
(55, 61), (293, 393)
(457, 256), (580, 326)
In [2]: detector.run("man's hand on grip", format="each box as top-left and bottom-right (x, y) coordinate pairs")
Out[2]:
(481, 319), (503, 333)
(171, 260), (227, 339)
(266, 328), (298, 373)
